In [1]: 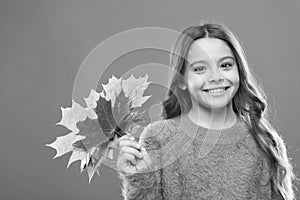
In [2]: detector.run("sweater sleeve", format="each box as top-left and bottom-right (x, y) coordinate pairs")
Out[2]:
(259, 156), (284, 200)
(117, 123), (164, 200)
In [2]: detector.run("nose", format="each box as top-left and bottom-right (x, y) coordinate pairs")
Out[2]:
(208, 69), (224, 82)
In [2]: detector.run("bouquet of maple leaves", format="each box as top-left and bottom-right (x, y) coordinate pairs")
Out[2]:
(46, 75), (151, 183)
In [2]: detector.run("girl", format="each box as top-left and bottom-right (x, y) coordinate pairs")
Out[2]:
(116, 23), (296, 200)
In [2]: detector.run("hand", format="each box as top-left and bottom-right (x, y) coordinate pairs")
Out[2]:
(117, 135), (152, 174)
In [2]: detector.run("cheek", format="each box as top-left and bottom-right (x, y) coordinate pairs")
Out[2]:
(232, 76), (240, 85)
(227, 71), (240, 96)
(186, 74), (206, 88)
(226, 69), (240, 85)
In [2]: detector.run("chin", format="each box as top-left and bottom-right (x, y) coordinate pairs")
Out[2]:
(202, 101), (232, 110)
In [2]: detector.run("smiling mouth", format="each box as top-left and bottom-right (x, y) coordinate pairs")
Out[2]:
(202, 86), (230, 93)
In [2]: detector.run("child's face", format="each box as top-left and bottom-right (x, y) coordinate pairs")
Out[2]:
(183, 38), (240, 110)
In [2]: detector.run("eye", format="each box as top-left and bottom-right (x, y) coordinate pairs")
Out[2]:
(221, 62), (233, 69)
(193, 66), (206, 73)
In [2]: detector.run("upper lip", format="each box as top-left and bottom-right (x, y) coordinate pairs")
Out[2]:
(202, 86), (230, 91)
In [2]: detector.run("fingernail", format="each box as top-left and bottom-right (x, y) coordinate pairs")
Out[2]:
(130, 136), (135, 141)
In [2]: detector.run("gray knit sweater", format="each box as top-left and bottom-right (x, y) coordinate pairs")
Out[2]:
(118, 114), (282, 200)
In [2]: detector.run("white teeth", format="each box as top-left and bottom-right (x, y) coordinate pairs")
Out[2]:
(208, 88), (225, 93)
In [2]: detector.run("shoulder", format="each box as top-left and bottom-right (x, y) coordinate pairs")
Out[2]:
(237, 121), (266, 161)
(139, 116), (181, 147)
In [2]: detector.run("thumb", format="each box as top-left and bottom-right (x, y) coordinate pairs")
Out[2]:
(109, 135), (119, 149)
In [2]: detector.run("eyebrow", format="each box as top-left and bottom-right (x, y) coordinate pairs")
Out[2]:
(190, 55), (235, 66)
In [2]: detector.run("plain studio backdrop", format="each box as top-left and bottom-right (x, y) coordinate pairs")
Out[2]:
(0, 0), (299, 199)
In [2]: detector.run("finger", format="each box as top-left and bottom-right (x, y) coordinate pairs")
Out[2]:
(118, 134), (135, 141)
(121, 152), (137, 165)
(118, 135), (136, 148)
(117, 155), (136, 173)
(122, 164), (137, 174)
(120, 146), (143, 159)
(119, 140), (142, 151)
(108, 135), (119, 148)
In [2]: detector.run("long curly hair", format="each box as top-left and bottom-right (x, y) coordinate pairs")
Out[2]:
(162, 23), (297, 199)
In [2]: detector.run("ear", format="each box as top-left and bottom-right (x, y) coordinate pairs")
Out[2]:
(178, 83), (187, 90)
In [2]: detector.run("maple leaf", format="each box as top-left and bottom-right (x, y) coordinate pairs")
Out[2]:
(84, 140), (113, 183)
(46, 100), (97, 173)
(67, 148), (88, 170)
(45, 131), (85, 159)
(122, 74), (151, 108)
(101, 75), (122, 107)
(111, 89), (133, 136)
(84, 89), (101, 109)
(94, 95), (117, 139)
(46, 74), (152, 183)
(72, 118), (109, 150)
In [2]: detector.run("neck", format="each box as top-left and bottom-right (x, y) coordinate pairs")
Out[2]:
(188, 102), (237, 129)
